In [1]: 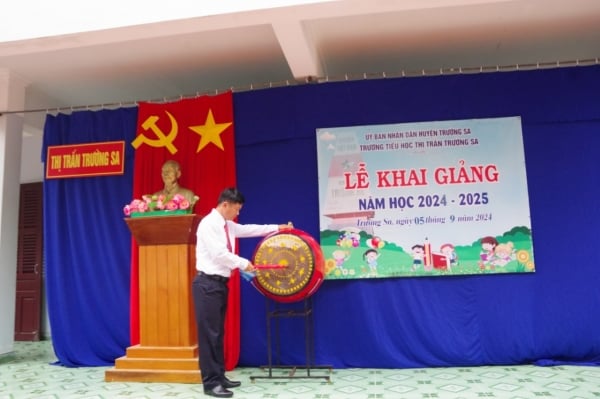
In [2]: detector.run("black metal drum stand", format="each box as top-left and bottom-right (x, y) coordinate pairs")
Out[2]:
(250, 297), (332, 382)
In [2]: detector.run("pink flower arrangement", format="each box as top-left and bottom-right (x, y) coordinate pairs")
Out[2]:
(123, 193), (197, 216)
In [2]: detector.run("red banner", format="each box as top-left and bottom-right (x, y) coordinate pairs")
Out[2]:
(130, 92), (240, 369)
(46, 141), (124, 179)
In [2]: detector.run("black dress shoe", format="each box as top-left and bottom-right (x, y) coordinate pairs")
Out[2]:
(222, 377), (241, 388)
(204, 384), (233, 398)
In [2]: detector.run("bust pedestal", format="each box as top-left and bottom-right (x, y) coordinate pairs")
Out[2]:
(105, 214), (202, 383)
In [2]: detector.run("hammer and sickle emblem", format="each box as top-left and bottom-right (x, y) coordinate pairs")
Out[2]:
(132, 111), (179, 154)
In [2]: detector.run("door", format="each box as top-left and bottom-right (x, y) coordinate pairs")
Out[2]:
(15, 182), (43, 341)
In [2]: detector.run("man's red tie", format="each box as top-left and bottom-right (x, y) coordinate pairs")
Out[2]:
(224, 223), (233, 252)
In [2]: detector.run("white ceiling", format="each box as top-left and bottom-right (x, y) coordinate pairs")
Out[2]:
(2, 0), (600, 136)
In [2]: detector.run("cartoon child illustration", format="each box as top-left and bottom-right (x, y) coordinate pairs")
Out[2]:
(440, 243), (458, 271)
(411, 244), (425, 272)
(479, 236), (498, 269)
(332, 249), (350, 270)
(493, 242), (516, 267)
(337, 230), (361, 248)
(363, 248), (380, 276)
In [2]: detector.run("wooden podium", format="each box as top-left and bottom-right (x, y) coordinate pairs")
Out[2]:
(105, 214), (202, 383)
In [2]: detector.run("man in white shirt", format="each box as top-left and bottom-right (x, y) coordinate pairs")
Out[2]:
(193, 187), (292, 398)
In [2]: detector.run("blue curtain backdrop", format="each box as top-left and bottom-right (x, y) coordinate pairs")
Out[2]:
(41, 66), (600, 368)
(233, 65), (600, 368)
(42, 107), (137, 366)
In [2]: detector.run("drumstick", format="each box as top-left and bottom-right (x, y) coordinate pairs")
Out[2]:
(254, 264), (288, 269)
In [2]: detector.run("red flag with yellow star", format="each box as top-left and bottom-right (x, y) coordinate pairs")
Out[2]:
(129, 92), (240, 369)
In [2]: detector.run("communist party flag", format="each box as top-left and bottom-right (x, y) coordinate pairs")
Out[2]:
(130, 91), (240, 369)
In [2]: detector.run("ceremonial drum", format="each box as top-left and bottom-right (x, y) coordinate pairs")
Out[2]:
(251, 228), (325, 303)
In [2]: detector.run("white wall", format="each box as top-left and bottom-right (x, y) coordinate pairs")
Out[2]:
(21, 134), (44, 183)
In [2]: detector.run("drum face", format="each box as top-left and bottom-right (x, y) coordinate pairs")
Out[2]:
(251, 229), (324, 303)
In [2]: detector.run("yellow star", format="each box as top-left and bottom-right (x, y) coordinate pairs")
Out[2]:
(189, 109), (232, 152)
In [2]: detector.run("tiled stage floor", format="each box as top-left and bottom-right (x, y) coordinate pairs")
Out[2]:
(1, 341), (599, 399)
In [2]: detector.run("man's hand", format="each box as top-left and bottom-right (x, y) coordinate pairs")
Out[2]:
(278, 221), (294, 230)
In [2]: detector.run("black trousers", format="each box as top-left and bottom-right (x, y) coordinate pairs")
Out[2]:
(192, 273), (229, 389)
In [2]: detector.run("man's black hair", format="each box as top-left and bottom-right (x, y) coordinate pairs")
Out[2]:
(217, 187), (245, 205)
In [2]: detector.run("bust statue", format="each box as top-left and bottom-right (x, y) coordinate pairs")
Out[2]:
(154, 160), (197, 206)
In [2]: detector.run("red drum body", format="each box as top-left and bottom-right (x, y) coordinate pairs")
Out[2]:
(251, 228), (325, 303)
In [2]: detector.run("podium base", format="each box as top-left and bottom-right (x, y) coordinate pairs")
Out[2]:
(105, 368), (201, 383)
(105, 344), (201, 384)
